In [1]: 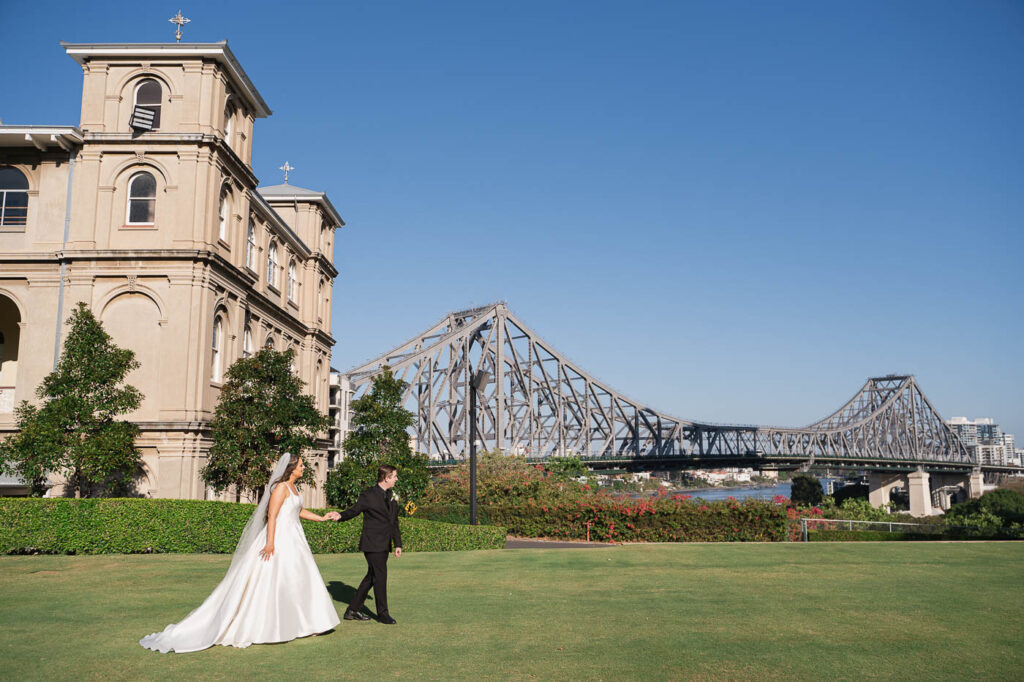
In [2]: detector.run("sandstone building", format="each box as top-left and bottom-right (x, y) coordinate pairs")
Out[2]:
(0, 41), (343, 505)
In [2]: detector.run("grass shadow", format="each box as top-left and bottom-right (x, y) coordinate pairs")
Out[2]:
(326, 580), (374, 616)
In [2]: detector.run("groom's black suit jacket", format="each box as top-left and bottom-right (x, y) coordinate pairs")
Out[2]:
(336, 485), (402, 553)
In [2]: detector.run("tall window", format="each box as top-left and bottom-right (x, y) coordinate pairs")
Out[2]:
(218, 188), (229, 242)
(315, 360), (323, 405)
(126, 172), (156, 224)
(212, 316), (224, 382)
(264, 335), (275, 350)
(266, 241), (279, 288)
(246, 219), (257, 270)
(224, 104), (233, 144)
(243, 327), (253, 358)
(317, 279), (324, 319)
(133, 79), (162, 130)
(0, 167), (29, 228)
(287, 259), (298, 302)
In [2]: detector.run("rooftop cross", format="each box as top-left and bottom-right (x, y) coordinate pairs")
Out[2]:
(279, 161), (294, 184)
(169, 11), (191, 43)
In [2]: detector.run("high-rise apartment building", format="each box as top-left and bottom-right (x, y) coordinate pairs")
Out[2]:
(947, 417), (1016, 468)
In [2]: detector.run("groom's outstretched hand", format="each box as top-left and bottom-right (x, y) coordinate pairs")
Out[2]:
(325, 511), (341, 521)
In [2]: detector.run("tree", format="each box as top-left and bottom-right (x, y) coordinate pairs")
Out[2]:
(544, 455), (586, 480)
(790, 473), (824, 506)
(325, 367), (428, 512)
(202, 349), (329, 501)
(946, 488), (1024, 526)
(0, 303), (143, 497)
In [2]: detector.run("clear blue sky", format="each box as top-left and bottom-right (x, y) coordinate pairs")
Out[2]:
(2, 1), (1022, 437)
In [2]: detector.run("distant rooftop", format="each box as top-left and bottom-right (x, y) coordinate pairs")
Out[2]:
(258, 183), (344, 228)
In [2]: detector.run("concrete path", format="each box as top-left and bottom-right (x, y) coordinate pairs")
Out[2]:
(504, 537), (612, 549)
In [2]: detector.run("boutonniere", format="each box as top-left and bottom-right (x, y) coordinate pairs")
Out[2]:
(390, 490), (400, 502)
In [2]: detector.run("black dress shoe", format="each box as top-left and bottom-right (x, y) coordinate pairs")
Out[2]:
(343, 610), (370, 621)
(378, 615), (397, 625)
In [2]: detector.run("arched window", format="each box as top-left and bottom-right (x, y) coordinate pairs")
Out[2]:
(264, 334), (275, 350)
(0, 167), (29, 228)
(317, 279), (324, 318)
(224, 103), (234, 144)
(246, 218), (257, 270)
(243, 327), (253, 359)
(315, 360), (324, 405)
(287, 259), (298, 302)
(211, 315), (224, 382)
(126, 172), (157, 225)
(218, 188), (229, 242)
(133, 79), (162, 130)
(267, 241), (279, 288)
(290, 347), (299, 374)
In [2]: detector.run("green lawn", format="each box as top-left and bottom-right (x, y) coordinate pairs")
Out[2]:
(1, 543), (1021, 681)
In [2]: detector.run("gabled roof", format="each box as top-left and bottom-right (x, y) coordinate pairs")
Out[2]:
(61, 41), (271, 118)
(257, 183), (344, 228)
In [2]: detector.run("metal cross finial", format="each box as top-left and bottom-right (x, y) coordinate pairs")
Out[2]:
(169, 11), (191, 43)
(280, 161), (294, 184)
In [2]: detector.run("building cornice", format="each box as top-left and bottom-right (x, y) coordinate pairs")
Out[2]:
(61, 41), (272, 118)
(0, 125), (83, 151)
(0, 248), (335, 347)
(315, 253), (339, 279)
(249, 190), (311, 258)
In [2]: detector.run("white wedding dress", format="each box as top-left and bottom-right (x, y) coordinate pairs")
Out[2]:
(140, 484), (341, 653)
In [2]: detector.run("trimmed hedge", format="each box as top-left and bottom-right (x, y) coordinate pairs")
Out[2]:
(0, 498), (506, 555)
(809, 527), (1024, 542)
(417, 496), (789, 543)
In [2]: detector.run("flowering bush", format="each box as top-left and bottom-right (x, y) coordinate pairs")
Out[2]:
(422, 452), (591, 507)
(418, 495), (789, 543)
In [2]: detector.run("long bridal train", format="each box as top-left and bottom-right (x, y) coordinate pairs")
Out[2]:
(140, 455), (340, 653)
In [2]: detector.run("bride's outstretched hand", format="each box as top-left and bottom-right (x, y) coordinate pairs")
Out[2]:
(259, 544), (274, 561)
(325, 511), (341, 521)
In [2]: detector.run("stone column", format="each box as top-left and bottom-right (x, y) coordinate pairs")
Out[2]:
(907, 469), (932, 517)
(968, 470), (985, 499)
(868, 472), (905, 509)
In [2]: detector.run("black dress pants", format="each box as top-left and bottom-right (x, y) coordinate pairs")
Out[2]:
(350, 551), (389, 616)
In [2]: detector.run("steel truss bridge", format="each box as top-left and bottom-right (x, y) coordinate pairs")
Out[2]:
(341, 302), (982, 473)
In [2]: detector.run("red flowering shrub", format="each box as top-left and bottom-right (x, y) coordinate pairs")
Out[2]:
(421, 455), (795, 542)
(418, 496), (789, 543)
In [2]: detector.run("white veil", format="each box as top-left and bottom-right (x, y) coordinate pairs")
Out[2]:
(228, 451), (293, 569)
(139, 451), (299, 653)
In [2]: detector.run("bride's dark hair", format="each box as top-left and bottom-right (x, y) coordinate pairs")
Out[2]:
(264, 453), (302, 516)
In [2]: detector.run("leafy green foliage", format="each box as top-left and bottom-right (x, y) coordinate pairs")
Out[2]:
(423, 450), (589, 506)
(0, 304), (142, 497)
(790, 474), (824, 506)
(0, 498), (505, 554)
(417, 496), (789, 542)
(202, 349), (329, 500)
(544, 455), (586, 479)
(325, 368), (428, 511)
(946, 488), (1024, 526)
(831, 483), (869, 506)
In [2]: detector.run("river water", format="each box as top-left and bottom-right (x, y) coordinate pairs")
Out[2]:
(630, 482), (793, 502)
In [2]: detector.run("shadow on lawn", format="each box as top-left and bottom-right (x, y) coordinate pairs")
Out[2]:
(326, 581), (375, 616)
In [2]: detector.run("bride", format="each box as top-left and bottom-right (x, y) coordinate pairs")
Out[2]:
(140, 452), (341, 653)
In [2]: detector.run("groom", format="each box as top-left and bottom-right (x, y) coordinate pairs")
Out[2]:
(326, 465), (402, 624)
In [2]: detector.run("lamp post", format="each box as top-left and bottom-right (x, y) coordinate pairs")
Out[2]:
(469, 369), (490, 525)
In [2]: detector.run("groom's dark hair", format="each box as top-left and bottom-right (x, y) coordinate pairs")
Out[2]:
(377, 465), (397, 482)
